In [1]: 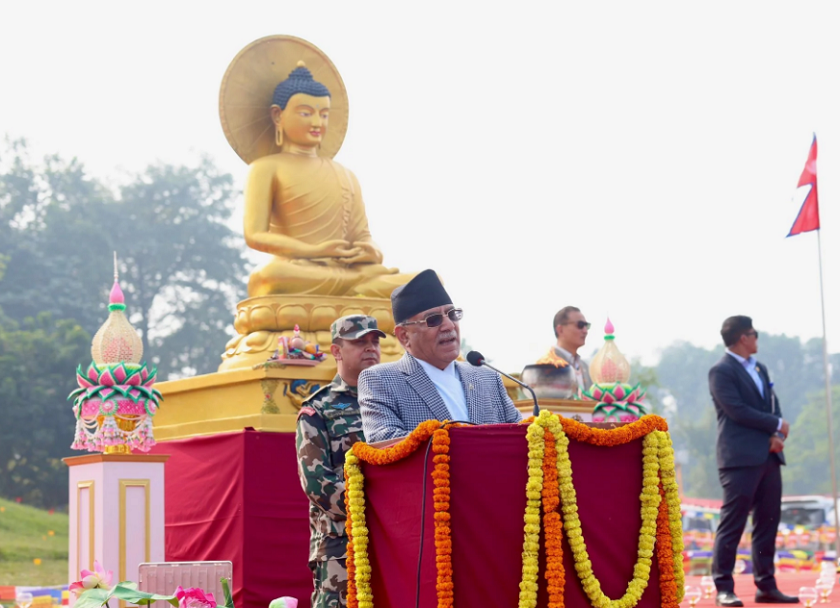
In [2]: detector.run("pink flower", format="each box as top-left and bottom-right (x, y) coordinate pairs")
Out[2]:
(69, 560), (113, 597)
(175, 587), (217, 608)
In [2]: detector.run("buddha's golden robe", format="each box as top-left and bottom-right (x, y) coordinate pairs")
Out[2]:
(246, 153), (407, 297)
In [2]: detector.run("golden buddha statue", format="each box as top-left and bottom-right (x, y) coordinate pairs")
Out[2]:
(217, 35), (408, 370)
(244, 62), (410, 298)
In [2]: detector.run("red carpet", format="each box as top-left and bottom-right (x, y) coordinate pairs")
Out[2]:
(686, 572), (837, 606)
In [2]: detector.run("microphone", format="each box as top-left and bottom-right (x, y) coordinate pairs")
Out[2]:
(466, 351), (540, 417)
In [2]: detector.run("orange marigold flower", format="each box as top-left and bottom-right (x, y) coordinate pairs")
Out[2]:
(431, 427), (454, 608)
(542, 429), (566, 608)
(656, 484), (679, 608)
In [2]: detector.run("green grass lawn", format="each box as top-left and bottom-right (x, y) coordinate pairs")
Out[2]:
(0, 497), (68, 586)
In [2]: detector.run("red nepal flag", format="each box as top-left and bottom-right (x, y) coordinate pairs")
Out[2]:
(787, 134), (820, 236)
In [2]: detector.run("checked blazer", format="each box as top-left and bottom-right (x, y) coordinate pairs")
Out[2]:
(358, 353), (523, 443)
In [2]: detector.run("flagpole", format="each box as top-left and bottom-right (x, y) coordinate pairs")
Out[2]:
(816, 229), (840, 562)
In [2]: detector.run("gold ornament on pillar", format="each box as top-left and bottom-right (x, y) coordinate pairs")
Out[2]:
(69, 253), (162, 454)
(588, 318), (631, 384)
(583, 319), (648, 423)
(91, 253), (143, 365)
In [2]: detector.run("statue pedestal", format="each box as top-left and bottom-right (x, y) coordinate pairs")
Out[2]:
(155, 362), (341, 439)
(155, 293), (406, 440)
(64, 454), (168, 594)
(220, 294), (401, 372)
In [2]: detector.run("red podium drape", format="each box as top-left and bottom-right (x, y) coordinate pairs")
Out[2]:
(149, 430), (313, 608)
(360, 424), (662, 608)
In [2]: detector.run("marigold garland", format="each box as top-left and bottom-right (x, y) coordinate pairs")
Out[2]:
(519, 421), (545, 608)
(654, 430), (685, 601)
(549, 410), (661, 608)
(346, 422), (458, 608)
(346, 491), (358, 608)
(655, 483), (680, 608)
(345, 412), (684, 608)
(521, 414), (669, 446)
(542, 428), (565, 608)
(351, 419), (443, 465)
(432, 428), (454, 608)
(345, 452), (372, 608)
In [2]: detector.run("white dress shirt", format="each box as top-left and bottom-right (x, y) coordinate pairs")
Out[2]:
(725, 349), (764, 397)
(555, 345), (586, 393)
(415, 358), (470, 422)
(726, 349), (783, 431)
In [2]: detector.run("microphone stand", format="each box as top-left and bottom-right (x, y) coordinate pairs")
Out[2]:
(481, 361), (540, 418)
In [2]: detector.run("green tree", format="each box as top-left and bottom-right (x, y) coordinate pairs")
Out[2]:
(0, 140), (249, 377)
(113, 159), (248, 376)
(783, 386), (840, 495)
(0, 312), (90, 507)
(0, 141), (115, 332)
(672, 409), (721, 499)
(630, 357), (661, 415)
(656, 340), (723, 421)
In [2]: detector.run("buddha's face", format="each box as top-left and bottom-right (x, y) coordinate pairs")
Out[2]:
(272, 93), (330, 148)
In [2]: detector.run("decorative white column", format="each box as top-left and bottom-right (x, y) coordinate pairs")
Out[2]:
(65, 454), (169, 594)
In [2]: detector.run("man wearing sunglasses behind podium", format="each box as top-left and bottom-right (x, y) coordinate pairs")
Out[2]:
(536, 306), (593, 394)
(359, 269), (522, 443)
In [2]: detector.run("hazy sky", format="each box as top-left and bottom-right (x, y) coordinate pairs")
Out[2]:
(2, 2), (839, 375)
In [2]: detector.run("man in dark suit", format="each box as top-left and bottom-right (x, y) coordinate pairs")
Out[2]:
(359, 269), (522, 443)
(709, 316), (797, 606)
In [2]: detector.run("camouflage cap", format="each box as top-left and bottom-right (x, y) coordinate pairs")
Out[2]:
(331, 315), (387, 342)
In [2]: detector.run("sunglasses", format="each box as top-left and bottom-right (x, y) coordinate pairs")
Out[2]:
(564, 320), (592, 330)
(401, 308), (464, 328)
(744, 330), (759, 339)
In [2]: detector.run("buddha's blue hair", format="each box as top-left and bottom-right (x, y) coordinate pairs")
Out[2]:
(272, 65), (331, 109)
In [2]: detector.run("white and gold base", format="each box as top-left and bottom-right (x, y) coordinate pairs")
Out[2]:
(64, 454), (168, 597)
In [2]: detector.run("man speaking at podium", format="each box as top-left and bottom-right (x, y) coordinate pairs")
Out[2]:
(359, 269), (522, 443)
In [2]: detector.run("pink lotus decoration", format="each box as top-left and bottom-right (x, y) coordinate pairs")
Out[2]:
(582, 382), (648, 422)
(68, 563), (227, 608)
(69, 560), (113, 597)
(176, 586), (217, 608)
(68, 361), (163, 452)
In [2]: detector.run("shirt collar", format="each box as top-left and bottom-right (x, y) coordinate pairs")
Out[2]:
(554, 345), (580, 367)
(332, 374), (358, 395)
(725, 349), (755, 368)
(416, 357), (458, 378)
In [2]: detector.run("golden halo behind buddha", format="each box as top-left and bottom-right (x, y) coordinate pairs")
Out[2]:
(219, 35), (349, 164)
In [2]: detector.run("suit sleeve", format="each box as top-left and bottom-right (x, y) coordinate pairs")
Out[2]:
(495, 373), (524, 422)
(295, 409), (346, 519)
(709, 365), (780, 434)
(359, 369), (409, 443)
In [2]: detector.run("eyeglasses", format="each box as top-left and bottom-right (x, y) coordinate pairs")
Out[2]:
(744, 330), (759, 339)
(401, 308), (464, 328)
(564, 320), (591, 330)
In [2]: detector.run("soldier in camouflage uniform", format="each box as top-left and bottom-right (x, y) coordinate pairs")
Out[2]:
(296, 314), (386, 608)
